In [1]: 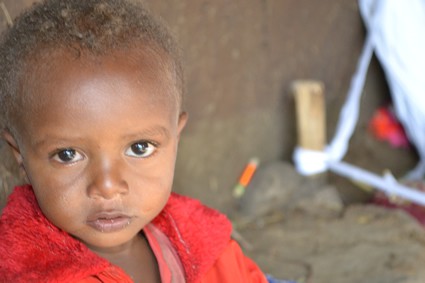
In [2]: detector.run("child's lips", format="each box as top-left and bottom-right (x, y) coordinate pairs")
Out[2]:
(86, 212), (132, 233)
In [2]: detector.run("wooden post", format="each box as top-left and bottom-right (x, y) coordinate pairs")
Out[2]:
(292, 80), (326, 151)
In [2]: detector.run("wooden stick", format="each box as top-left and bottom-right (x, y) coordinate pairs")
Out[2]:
(292, 80), (326, 151)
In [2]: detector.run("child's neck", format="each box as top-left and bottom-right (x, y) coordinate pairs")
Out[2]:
(92, 233), (160, 283)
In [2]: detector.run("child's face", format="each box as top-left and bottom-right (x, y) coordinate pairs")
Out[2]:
(5, 49), (187, 252)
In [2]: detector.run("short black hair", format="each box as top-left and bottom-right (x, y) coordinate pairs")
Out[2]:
(0, 0), (183, 133)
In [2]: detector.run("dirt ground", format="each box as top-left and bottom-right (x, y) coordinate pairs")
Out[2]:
(229, 137), (425, 283)
(236, 204), (425, 283)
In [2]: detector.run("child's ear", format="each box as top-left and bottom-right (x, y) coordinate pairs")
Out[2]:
(2, 130), (24, 167)
(2, 131), (29, 183)
(177, 111), (188, 139)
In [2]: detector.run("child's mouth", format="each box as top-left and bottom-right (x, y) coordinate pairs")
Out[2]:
(86, 212), (132, 233)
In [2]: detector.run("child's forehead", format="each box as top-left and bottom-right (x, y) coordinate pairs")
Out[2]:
(28, 46), (168, 74)
(14, 47), (181, 127)
(13, 48), (180, 133)
(23, 46), (178, 98)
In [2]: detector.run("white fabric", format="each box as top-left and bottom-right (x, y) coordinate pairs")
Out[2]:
(359, 0), (425, 179)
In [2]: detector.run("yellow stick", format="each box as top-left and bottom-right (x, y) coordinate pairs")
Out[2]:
(292, 80), (326, 151)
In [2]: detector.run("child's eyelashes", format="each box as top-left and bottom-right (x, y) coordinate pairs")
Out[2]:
(125, 141), (156, 158)
(51, 148), (84, 164)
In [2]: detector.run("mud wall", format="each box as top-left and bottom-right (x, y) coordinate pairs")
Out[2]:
(0, 0), (417, 212)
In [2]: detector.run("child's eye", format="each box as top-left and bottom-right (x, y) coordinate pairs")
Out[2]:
(52, 149), (84, 164)
(125, 141), (156, 158)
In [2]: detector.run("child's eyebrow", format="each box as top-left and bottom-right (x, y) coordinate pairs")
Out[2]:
(32, 136), (86, 149)
(122, 126), (171, 140)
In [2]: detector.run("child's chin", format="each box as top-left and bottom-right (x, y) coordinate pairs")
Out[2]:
(78, 231), (140, 252)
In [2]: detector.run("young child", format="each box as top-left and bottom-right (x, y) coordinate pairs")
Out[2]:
(0, 0), (269, 282)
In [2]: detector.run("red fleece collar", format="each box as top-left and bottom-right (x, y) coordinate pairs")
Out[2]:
(0, 185), (232, 283)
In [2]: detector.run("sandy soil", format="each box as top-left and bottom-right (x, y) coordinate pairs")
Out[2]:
(235, 199), (425, 283)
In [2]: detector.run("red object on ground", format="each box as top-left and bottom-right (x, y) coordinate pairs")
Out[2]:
(368, 106), (410, 148)
(373, 181), (425, 226)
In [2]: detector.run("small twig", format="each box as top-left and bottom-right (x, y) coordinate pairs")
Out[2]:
(231, 228), (254, 251)
(233, 212), (285, 230)
(1, 2), (13, 26)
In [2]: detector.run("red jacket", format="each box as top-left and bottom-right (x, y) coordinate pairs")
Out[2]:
(0, 185), (267, 283)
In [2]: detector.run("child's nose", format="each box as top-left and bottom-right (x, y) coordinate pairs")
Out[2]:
(86, 157), (129, 199)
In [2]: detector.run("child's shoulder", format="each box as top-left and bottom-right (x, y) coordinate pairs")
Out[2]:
(154, 192), (232, 239)
(159, 192), (232, 233)
(153, 192), (234, 282)
(167, 192), (228, 216)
